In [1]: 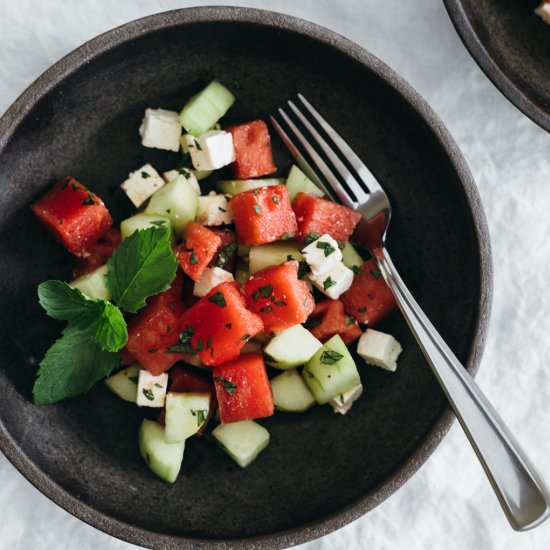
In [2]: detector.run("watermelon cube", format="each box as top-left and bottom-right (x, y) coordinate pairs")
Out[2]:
(306, 299), (361, 345)
(228, 119), (276, 179)
(213, 353), (274, 423)
(292, 192), (362, 244)
(72, 228), (121, 278)
(175, 222), (222, 282)
(231, 185), (297, 246)
(125, 275), (187, 375)
(31, 177), (113, 256)
(341, 259), (397, 324)
(242, 261), (315, 334)
(177, 282), (263, 366)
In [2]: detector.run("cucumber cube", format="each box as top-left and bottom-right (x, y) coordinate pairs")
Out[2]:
(341, 242), (364, 271)
(212, 420), (269, 468)
(235, 259), (250, 285)
(120, 213), (174, 242)
(70, 264), (110, 301)
(303, 334), (361, 404)
(104, 365), (140, 403)
(164, 392), (211, 443)
(138, 419), (185, 483)
(217, 178), (285, 195)
(179, 80), (235, 136)
(249, 242), (304, 274)
(285, 165), (324, 202)
(264, 325), (322, 369)
(238, 243), (251, 257)
(145, 174), (198, 237)
(162, 169), (200, 194)
(271, 369), (316, 412)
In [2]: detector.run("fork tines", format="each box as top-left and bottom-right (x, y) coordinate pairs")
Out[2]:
(270, 94), (381, 209)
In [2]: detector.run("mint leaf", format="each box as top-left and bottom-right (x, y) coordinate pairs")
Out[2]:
(37, 281), (127, 352)
(33, 324), (119, 405)
(38, 281), (96, 324)
(106, 227), (177, 313)
(93, 302), (128, 352)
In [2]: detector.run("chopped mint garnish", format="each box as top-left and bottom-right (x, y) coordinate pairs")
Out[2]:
(320, 350), (344, 365)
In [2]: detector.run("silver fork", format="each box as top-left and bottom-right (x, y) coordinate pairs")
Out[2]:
(271, 94), (550, 531)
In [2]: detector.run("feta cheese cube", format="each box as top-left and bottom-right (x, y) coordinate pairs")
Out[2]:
(184, 130), (235, 171)
(136, 370), (168, 407)
(536, 1), (550, 24)
(193, 266), (235, 297)
(357, 329), (402, 372)
(308, 262), (354, 299)
(139, 108), (182, 152)
(162, 168), (200, 194)
(121, 164), (165, 208)
(301, 234), (343, 276)
(329, 383), (363, 415)
(196, 194), (233, 225)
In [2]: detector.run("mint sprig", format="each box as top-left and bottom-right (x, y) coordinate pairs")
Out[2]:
(37, 281), (127, 352)
(33, 323), (120, 406)
(33, 226), (178, 406)
(106, 226), (178, 313)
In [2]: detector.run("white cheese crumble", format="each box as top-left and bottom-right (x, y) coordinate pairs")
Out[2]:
(329, 383), (363, 415)
(121, 163), (165, 208)
(139, 108), (182, 152)
(301, 233), (343, 276)
(194, 267), (235, 297)
(308, 262), (354, 299)
(136, 370), (169, 407)
(184, 130), (235, 171)
(357, 329), (402, 372)
(196, 194), (233, 225)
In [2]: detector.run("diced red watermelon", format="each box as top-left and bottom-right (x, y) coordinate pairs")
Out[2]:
(231, 185), (297, 246)
(292, 192), (362, 244)
(177, 282), (263, 366)
(306, 299), (361, 345)
(31, 177), (113, 256)
(72, 228), (121, 278)
(341, 259), (397, 324)
(208, 228), (237, 271)
(227, 119), (276, 179)
(213, 353), (274, 424)
(242, 261), (315, 334)
(175, 222), (222, 282)
(125, 274), (186, 375)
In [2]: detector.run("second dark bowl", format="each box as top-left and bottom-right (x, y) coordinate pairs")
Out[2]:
(444, 0), (550, 132)
(0, 6), (492, 549)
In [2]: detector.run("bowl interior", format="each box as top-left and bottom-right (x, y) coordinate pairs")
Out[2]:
(0, 13), (486, 547)
(445, 0), (550, 131)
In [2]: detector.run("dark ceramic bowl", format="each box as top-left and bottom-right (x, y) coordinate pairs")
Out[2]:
(0, 7), (492, 549)
(444, 0), (550, 132)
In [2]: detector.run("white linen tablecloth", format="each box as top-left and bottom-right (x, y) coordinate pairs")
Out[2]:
(1, 1), (549, 549)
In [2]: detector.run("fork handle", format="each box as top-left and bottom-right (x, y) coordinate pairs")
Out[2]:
(376, 249), (550, 531)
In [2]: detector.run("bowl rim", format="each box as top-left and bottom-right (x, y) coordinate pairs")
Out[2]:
(443, 0), (550, 133)
(0, 6), (493, 549)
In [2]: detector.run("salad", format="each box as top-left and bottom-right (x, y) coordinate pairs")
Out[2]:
(31, 80), (403, 482)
